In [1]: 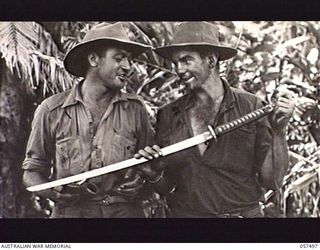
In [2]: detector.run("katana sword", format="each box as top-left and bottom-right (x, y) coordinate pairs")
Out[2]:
(27, 103), (275, 192)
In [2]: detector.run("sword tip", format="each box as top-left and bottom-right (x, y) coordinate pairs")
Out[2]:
(26, 186), (36, 192)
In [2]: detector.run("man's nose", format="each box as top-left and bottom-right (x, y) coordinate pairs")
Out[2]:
(176, 62), (187, 75)
(120, 58), (131, 71)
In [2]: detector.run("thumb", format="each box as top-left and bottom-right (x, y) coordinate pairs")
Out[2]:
(124, 168), (136, 179)
(139, 164), (157, 177)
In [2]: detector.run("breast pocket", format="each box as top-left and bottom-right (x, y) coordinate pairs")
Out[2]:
(221, 126), (256, 175)
(55, 137), (83, 176)
(110, 129), (137, 164)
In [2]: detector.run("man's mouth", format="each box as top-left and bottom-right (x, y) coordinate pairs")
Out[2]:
(180, 75), (195, 84)
(117, 74), (127, 81)
(179, 75), (198, 90)
(184, 76), (195, 83)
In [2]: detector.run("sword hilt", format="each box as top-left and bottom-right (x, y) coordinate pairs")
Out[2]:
(211, 103), (275, 138)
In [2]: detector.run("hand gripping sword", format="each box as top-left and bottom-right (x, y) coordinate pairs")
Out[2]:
(27, 103), (275, 192)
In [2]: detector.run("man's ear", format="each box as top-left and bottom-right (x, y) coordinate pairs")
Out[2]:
(207, 53), (219, 69)
(87, 52), (99, 67)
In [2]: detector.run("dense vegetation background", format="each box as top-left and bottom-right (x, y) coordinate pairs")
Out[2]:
(0, 21), (319, 218)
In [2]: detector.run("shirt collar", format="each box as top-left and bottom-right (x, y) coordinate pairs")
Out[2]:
(219, 77), (236, 113)
(61, 81), (129, 109)
(61, 81), (81, 108)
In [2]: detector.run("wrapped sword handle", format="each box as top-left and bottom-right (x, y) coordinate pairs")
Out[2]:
(208, 103), (275, 139)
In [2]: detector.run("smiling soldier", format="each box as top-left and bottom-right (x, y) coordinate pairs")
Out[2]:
(22, 22), (158, 218)
(136, 22), (295, 218)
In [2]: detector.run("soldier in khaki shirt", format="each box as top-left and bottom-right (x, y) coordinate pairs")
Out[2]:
(23, 22), (159, 218)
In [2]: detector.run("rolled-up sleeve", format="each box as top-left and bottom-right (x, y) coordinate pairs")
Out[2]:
(22, 102), (53, 175)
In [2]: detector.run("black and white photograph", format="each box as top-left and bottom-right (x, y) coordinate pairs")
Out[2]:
(0, 20), (318, 219)
(0, 20), (319, 243)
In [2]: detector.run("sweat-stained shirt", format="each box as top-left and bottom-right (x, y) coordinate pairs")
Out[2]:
(22, 81), (154, 200)
(155, 79), (289, 217)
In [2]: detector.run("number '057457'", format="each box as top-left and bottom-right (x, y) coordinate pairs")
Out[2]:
(300, 244), (318, 248)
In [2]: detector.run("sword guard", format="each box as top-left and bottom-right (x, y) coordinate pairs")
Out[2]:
(207, 125), (217, 142)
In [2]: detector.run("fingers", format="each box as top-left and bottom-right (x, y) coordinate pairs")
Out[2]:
(274, 88), (295, 99)
(135, 149), (152, 160)
(138, 164), (159, 180)
(124, 168), (136, 179)
(116, 173), (144, 196)
(276, 97), (295, 108)
(134, 145), (162, 160)
(270, 89), (296, 132)
(35, 190), (54, 201)
(274, 97), (295, 118)
(273, 88), (295, 103)
(134, 153), (142, 159)
(53, 190), (79, 201)
(145, 145), (162, 157)
(271, 101), (295, 132)
(118, 173), (144, 189)
(274, 89), (296, 119)
(152, 145), (162, 155)
(274, 106), (291, 116)
(116, 185), (142, 196)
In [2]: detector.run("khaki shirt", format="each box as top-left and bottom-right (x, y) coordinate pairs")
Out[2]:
(23, 82), (154, 194)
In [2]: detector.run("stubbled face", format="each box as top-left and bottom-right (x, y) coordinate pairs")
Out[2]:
(95, 47), (132, 90)
(172, 49), (211, 90)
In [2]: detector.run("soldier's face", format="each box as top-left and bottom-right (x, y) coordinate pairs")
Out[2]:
(172, 49), (211, 90)
(95, 47), (132, 90)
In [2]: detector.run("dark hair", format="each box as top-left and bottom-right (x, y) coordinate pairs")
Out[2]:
(181, 46), (220, 70)
(79, 41), (111, 75)
(198, 47), (219, 70)
(87, 41), (111, 57)
(174, 45), (219, 62)
(198, 48), (219, 62)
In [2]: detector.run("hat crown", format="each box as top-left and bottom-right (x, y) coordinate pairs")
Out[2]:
(82, 22), (130, 43)
(173, 22), (220, 46)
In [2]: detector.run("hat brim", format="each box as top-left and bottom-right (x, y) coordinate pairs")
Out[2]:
(154, 43), (237, 61)
(64, 38), (151, 77)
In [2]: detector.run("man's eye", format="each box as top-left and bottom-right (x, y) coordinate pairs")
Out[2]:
(115, 58), (122, 62)
(184, 57), (192, 63)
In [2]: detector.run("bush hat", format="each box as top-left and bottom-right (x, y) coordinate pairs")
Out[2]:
(154, 22), (237, 61)
(64, 22), (151, 77)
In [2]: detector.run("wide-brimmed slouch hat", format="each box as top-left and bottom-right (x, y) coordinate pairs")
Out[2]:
(64, 22), (151, 77)
(155, 22), (237, 61)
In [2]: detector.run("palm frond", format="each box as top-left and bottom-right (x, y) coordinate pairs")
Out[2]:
(128, 22), (154, 46)
(0, 22), (76, 96)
